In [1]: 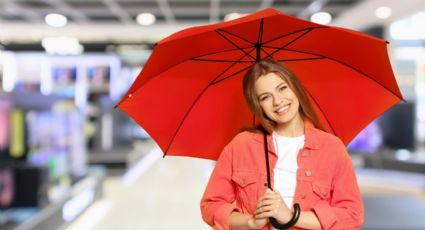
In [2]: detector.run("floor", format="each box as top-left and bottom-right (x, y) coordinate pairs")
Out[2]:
(67, 146), (425, 230)
(67, 146), (213, 230)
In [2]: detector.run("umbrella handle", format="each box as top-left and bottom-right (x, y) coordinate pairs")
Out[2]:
(269, 203), (301, 229)
(262, 130), (301, 229)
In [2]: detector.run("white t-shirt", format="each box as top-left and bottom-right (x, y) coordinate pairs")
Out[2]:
(272, 132), (305, 208)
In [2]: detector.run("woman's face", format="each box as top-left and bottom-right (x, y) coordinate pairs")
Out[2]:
(254, 72), (301, 127)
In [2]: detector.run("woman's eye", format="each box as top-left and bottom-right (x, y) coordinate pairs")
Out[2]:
(260, 95), (269, 101)
(279, 86), (287, 92)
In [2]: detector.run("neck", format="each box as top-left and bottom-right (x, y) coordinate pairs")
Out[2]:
(274, 114), (304, 137)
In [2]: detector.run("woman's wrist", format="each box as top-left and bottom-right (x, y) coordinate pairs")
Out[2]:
(247, 217), (264, 229)
(277, 209), (293, 224)
(247, 218), (257, 229)
(270, 204), (301, 229)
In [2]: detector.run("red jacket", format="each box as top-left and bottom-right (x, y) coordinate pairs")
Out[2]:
(200, 120), (364, 230)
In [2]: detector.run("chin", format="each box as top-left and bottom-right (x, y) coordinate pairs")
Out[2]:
(277, 114), (296, 124)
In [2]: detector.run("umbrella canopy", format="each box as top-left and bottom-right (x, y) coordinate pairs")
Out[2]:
(117, 8), (403, 160)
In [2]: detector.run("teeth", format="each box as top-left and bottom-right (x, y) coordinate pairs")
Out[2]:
(277, 105), (289, 113)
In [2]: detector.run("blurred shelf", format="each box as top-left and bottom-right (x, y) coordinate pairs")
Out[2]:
(1, 167), (106, 230)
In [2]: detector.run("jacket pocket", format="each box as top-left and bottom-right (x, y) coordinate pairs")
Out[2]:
(231, 172), (259, 213)
(312, 183), (331, 201)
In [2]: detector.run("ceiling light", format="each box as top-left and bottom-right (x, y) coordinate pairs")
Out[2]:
(41, 37), (84, 55)
(310, 12), (332, 25)
(136, 13), (156, 26)
(45, 13), (68, 27)
(390, 12), (425, 40)
(224, 13), (243, 21)
(375, 6), (392, 19)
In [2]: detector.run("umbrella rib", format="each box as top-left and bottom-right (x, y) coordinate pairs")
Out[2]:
(281, 48), (404, 100)
(215, 30), (256, 61)
(210, 47), (255, 83)
(263, 45), (323, 56)
(303, 88), (337, 136)
(217, 28), (256, 46)
(264, 28), (314, 59)
(191, 58), (255, 63)
(261, 46), (272, 57)
(263, 26), (325, 45)
(190, 47), (252, 60)
(122, 47), (255, 108)
(261, 44), (325, 62)
(277, 57), (325, 62)
(209, 64), (253, 86)
(209, 47), (256, 85)
(263, 45), (324, 60)
(164, 49), (255, 155)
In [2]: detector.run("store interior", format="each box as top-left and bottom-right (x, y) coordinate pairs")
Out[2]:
(1, 0), (425, 229)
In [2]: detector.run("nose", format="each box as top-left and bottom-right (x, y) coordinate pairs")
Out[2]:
(272, 94), (284, 106)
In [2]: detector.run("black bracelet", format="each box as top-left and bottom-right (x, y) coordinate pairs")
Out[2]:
(269, 203), (301, 229)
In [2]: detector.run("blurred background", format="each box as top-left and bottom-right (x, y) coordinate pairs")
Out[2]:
(0, 0), (424, 229)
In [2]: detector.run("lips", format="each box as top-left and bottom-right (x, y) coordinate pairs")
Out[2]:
(275, 104), (290, 114)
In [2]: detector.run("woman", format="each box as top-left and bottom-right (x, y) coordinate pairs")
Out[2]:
(200, 59), (364, 230)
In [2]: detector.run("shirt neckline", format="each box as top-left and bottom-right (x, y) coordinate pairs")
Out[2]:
(273, 132), (305, 142)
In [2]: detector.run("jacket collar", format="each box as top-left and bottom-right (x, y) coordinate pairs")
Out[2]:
(252, 118), (322, 153)
(303, 119), (322, 150)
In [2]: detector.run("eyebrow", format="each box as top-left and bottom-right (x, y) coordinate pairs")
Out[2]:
(257, 82), (287, 98)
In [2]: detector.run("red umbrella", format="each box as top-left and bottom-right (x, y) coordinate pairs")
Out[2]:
(116, 8), (403, 160)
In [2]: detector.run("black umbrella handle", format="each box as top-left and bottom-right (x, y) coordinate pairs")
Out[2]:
(262, 129), (301, 229)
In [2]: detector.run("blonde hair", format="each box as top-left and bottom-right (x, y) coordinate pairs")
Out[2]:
(242, 59), (323, 133)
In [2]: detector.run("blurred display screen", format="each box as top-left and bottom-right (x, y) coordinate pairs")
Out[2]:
(348, 102), (415, 153)
(348, 121), (383, 153)
(87, 66), (110, 92)
(51, 66), (77, 97)
(26, 110), (69, 182)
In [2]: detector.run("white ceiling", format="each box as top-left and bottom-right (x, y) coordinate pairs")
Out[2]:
(0, 0), (424, 44)
(332, 0), (425, 30)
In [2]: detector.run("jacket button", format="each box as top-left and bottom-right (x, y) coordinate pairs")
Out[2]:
(301, 152), (308, 158)
(323, 191), (328, 196)
(301, 194), (307, 199)
(305, 170), (312, 177)
(241, 179), (245, 185)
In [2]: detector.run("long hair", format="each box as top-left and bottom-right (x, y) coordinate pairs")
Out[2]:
(242, 58), (323, 133)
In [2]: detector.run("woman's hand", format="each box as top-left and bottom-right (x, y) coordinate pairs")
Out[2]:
(254, 189), (293, 224)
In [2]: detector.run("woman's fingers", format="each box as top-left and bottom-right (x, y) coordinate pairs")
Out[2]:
(255, 203), (270, 215)
(256, 199), (274, 209)
(255, 190), (288, 219)
(256, 197), (280, 208)
(256, 191), (282, 208)
(254, 207), (278, 219)
(255, 200), (281, 216)
(258, 191), (280, 202)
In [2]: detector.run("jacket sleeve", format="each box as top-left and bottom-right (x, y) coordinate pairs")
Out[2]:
(312, 142), (364, 230)
(200, 144), (241, 230)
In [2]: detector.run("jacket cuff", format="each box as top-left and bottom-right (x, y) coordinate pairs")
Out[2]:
(213, 204), (241, 230)
(312, 202), (337, 230)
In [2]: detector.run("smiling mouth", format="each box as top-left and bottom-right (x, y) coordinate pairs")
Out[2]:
(275, 104), (290, 114)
